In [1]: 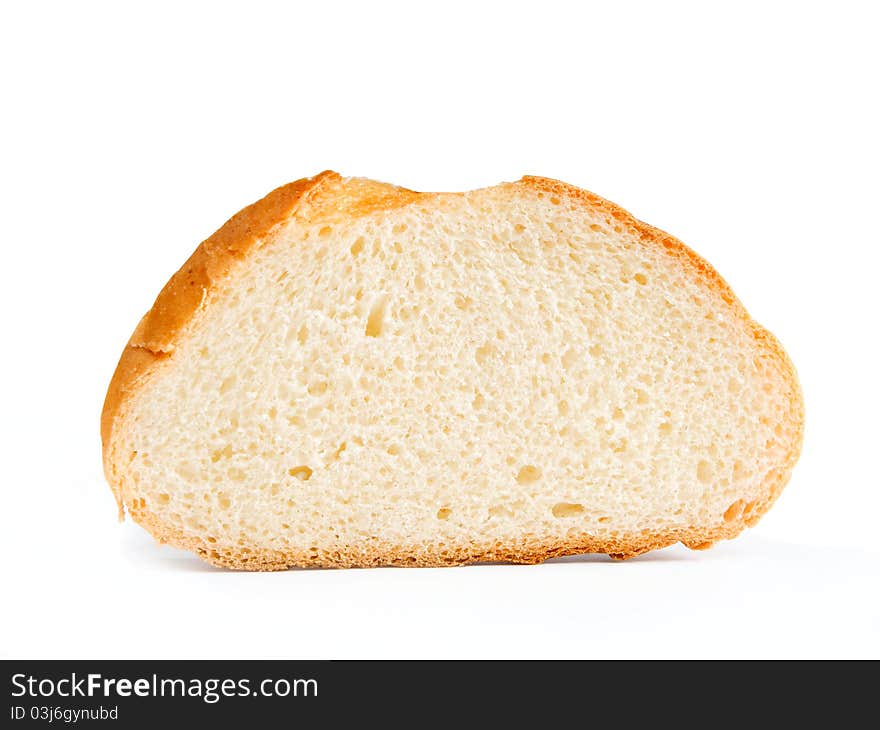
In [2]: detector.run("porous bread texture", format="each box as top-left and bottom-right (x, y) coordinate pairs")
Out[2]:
(102, 172), (803, 569)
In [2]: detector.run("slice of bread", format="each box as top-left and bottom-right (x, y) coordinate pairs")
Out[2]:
(101, 172), (803, 569)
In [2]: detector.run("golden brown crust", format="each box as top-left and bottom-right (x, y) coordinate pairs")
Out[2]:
(103, 172), (804, 568)
(101, 171), (337, 451)
(100, 172), (337, 515)
(101, 172), (423, 449)
(101, 171), (426, 515)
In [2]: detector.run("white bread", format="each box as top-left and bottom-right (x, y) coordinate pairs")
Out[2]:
(101, 172), (803, 569)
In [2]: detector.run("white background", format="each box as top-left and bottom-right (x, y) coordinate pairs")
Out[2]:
(1, 1), (877, 659)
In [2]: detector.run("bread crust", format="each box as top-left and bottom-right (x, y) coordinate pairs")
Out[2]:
(102, 172), (804, 568)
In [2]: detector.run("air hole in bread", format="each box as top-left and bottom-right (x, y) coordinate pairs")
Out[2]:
(307, 380), (328, 396)
(475, 343), (494, 365)
(516, 465), (542, 484)
(552, 502), (584, 518)
(211, 444), (233, 463)
(697, 460), (713, 484)
(330, 442), (347, 462)
(288, 466), (313, 481)
(365, 295), (388, 337)
(723, 500), (744, 522)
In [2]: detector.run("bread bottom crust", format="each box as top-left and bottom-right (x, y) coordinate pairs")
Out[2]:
(125, 464), (792, 570)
